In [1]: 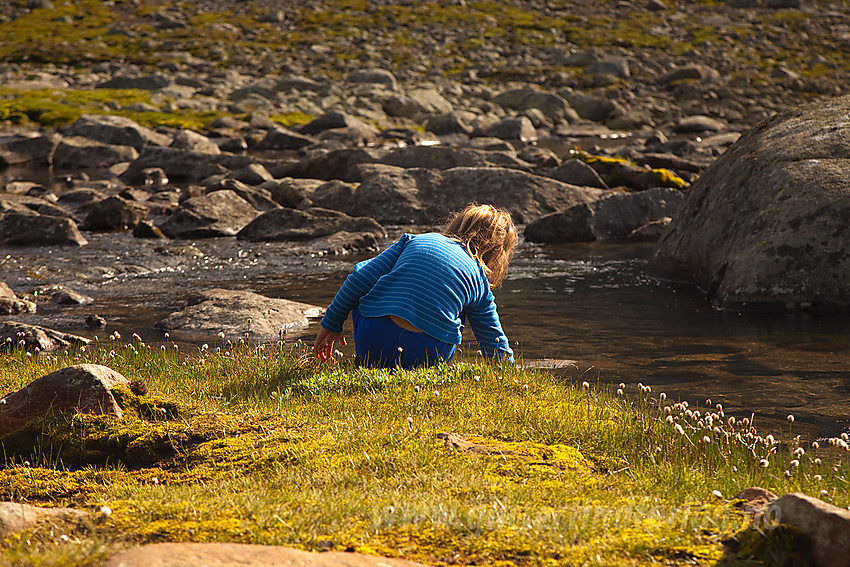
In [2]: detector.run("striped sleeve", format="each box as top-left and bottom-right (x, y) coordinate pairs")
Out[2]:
(319, 234), (410, 333)
(465, 290), (514, 361)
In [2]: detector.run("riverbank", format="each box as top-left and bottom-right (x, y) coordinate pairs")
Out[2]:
(0, 340), (845, 565)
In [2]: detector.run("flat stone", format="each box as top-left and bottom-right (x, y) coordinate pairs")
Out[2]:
(774, 492), (850, 567)
(0, 502), (86, 538)
(103, 543), (430, 567)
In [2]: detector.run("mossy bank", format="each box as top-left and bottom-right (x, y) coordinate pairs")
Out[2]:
(0, 339), (845, 566)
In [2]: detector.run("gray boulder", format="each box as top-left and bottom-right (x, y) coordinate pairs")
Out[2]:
(261, 178), (324, 207)
(81, 195), (148, 231)
(494, 88), (577, 123)
(205, 179), (280, 211)
(380, 146), (489, 169)
(547, 159), (609, 188)
(383, 88), (453, 119)
(237, 207), (385, 242)
(66, 114), (171, 150)
(771, 492), (850, 567)
(274, 148), (383, 181)
(313, 165), (607, 224)
(254, 126), (317, 150)
(97, 73), (173, 90)
(170, 129), (221, 154)
(673, 115), (725, 133)
(0, 131), (59, 166)
(424, 113), (474, 136)
(299, 112), (377, 136)
(121, 146), (253, 182)
(154, 288), (324, 342)
(52, 136), (139, 169)
(650, 94), (850, 310)
(477, 117), (537, 142)
(0, 210), (88, 246)
(525, 188), (683, 243)
(158, 190), (260, 238)
(347, 69), (398, 89)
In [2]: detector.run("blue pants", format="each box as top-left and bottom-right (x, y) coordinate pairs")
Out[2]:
(352, 307), (457, 369)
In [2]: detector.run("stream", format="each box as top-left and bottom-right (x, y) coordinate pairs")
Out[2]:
(1, 231), (848, 439)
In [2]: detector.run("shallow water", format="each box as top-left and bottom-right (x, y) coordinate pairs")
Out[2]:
(1, 232), (848, 438)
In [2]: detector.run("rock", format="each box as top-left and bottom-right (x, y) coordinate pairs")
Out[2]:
(299, 111), (378, 137)
(52, 136), (139, 169)
(586, 158), (685, 191)
(658, 65), (721, 85)
(85, 314), (107, 328)
(547, 159), (609, 188)
(383, 88), (453, 119)
(346, 68), (398, 89)
(254, 126), (317, 150)
(121, 166), (170, 189)
(0, 132), (59, 166)
(66, 114), (171, 150)
(48, 287), (93, 305)
(122, 146), (251, 182)
(0, 364), (128, 436)
(587, 56), (631, 78)
(626, 217), (672, 241)
(261, 177), (324, 207)
(494, 88), (577, 123)
(0, 321), (90, 352)
(102, 543), (430, 567)
(650, 95), (850, 310)
(313, 164), (607, 224)
(424, 113), (474, 136)
(732, 487), (778, 519)
(560, 90), (621, 123)
(525, 188), (683, 242)
(274, 148), (382, 181)
(477, 116), (537, 142)
(380, 146), (489, 169)
(158, 190), (261, 238)
(81, 195), (148, 231)
(0, 502), (87, 539)
(237, 207), (386, 242)
(154, 288), (324, 342)
(226, 163), (274, 186)
(773, 492), (850, 567)
(170, 129), (221, 154)
(0, 282), (35, 315)
(204, 179), (280, 211)
(303, 230), (383, 255)
(673, 115), (726, 133)
(96, 73), (174, 90)
(3, 181), (41, 195)
(132, 220), (168, 239)
(0, 210), (88, 246)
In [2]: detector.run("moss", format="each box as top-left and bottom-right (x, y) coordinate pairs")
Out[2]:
(270, 111), (315, 128)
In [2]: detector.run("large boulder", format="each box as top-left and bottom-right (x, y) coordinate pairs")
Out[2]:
(237, 207), (385, 242)
(273, 148), (383, 181)
(310, 165), (607, 224)
(0, 364), (128, 436)
(525, 188), (683, 243)
(772, 492), (850, 567)
(650, 95), (850, 310)
(121, 146), (255, 182)
(0, 502), (87, 539)
(0, 210), (88, 246)
(159, 190), (260, 238)
(66, 114), (171, 150)
(154, 288), (324, 341)
(379, 146), (489, 169)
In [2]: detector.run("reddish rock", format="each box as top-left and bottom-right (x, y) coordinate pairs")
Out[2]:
(774, 492), (850, 567)
(0, 364), (129, 436)
(0, 502), (86, 538)
(102, 543), (431, 567)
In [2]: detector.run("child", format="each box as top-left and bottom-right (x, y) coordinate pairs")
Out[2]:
(313, 203), (517, 368)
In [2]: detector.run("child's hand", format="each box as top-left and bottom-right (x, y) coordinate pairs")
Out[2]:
(313, 327), (347, 362)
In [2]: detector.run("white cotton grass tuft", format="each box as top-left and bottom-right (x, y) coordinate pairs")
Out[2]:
(711, 490), (723, 499)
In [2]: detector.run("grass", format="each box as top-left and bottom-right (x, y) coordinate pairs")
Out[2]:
(0, 336), (846, 566)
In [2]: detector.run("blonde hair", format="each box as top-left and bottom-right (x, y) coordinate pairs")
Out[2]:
(442, 203), (517, 287)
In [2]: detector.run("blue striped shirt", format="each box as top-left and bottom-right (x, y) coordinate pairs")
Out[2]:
(321, 233), (514, 360)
